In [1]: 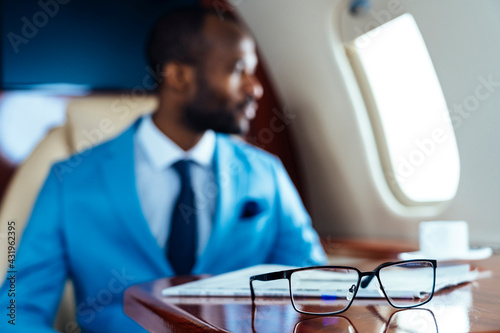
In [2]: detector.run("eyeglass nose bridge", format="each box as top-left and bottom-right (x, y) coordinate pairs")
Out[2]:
(359, 271), (378, 289)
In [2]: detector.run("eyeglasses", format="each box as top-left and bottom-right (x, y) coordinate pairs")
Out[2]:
(249, 259), (437, 315)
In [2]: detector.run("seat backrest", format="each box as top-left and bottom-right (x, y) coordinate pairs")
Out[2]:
(65, 95), (157, 153)
(0, 94), (157, 329)
(0, 126), (70, 277)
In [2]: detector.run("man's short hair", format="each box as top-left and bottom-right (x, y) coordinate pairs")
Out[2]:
(145, 6), (236, 74)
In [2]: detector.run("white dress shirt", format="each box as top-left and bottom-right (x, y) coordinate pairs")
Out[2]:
(134, 115), (216, 257)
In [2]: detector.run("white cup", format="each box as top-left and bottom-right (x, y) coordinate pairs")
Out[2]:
(419, 221), (469, 259)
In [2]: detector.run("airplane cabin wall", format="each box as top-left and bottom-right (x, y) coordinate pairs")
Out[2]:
(238, 0), (500, 246)
(409, 1), (500, 246)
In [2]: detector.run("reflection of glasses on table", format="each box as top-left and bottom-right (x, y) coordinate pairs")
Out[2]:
(249, 259), (437, 315)
(292, 308), (438, 333)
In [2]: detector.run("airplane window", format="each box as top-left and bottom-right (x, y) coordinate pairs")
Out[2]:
(345, 14), (460, 205)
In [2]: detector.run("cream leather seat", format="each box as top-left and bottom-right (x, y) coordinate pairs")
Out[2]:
(0, 94), (157, 330)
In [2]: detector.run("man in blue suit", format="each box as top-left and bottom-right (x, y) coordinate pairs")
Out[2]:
(0, 6), (327, 332)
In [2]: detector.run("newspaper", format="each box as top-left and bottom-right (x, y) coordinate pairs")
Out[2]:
(162, 264), (477, 299)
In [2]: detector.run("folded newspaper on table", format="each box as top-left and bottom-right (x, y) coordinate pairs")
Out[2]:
(162, 264), (478, 298)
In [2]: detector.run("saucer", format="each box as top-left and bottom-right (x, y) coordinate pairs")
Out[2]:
(398, 247), (493, 261)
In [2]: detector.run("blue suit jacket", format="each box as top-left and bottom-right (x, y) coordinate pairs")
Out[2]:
(0, 120), (327, 332)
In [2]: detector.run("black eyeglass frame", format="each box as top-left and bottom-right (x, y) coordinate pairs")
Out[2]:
(249, 259), (437, 316)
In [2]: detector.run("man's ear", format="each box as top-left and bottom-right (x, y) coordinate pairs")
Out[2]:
(162, 62), (196, 93)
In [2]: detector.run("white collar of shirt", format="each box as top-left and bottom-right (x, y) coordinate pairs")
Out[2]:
(136, 114), (216, 170)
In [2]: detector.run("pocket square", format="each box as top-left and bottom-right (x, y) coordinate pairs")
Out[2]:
(240, 200), (265, 219)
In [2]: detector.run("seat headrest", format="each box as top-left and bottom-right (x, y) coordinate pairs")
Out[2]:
(66, 95), (158, 152)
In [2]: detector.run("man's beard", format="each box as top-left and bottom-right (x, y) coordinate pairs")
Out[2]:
(183, 102), (245, 134)
(182, 74), (254, 135)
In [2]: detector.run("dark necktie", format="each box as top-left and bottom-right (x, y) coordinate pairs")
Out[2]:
(167, 160), (197, 275)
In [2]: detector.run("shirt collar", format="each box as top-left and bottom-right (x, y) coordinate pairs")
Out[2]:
(136, 114), (216, 170)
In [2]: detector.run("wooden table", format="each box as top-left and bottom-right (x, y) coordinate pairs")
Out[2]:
(124, 250), (500, 332)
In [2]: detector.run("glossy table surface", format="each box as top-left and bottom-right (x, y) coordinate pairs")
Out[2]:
(124, 245), (500, 333)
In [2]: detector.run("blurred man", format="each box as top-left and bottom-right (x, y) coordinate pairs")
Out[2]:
(0, 6), (326, 332)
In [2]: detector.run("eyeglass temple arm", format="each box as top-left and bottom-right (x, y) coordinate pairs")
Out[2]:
(249, 271), (287, 301)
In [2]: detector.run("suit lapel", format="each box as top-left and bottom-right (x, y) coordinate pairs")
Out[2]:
(100, 120), (172, 276)
(194, 135), (249, 273)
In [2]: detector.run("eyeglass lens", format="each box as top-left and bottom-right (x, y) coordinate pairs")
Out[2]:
(290, 268), (359, 314)
(378, 260), (434, 307)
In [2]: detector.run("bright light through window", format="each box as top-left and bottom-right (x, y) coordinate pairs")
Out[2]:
(346, 14), (460, 205)
(0, 92), (68, 163)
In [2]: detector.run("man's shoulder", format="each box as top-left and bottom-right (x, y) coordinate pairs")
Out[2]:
(218, 134), (280, 166)
(51, 122), (135, 181)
